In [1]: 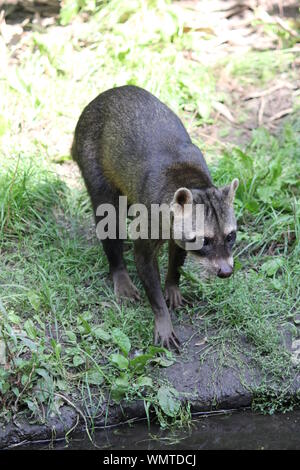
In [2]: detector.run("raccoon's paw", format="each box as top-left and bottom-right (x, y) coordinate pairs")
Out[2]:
(154, 313), (180, 352)
(165, 283), (183, 310)
(113, 270), (140, 302)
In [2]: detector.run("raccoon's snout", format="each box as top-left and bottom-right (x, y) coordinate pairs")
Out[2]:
(216, 259), (233, 279)
(217, 266), (233, 278)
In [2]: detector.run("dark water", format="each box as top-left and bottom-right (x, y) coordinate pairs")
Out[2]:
(15, 409), (300, 450)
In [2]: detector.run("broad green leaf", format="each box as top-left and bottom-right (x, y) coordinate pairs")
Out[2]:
(152, 356), (175, 367)
(271, 279), (282, 290)
(65, 330), (77, 342)
(73, 355), (85, 367)
(23, 398), (39, 414)
(7, 312), (21, 324)
(27, 291), (40, 311)
(261, 258), (284, 277)
(21, 374), (28, 386)
(147, 346), (174, 366)
(56, 379), (69, 391)
(110, 353), (129, 370)
(111, 375), (130, 402)
(147, 346), (172, 358)
(21, 337), (38, 352)
(111, 328), (131, 356)
(36, 368), (53, 389)
(86, 369), (104, 385)
(157, 386), (180, 417)
(78, 315), (91, 334)
(136, 376), (153, 388)
(24, 319), (37, 339)
(130, 353), (153, 372)
(0, 378), (10, 394)
(93, 326), (111, 342)
(51, 339), (62, 359)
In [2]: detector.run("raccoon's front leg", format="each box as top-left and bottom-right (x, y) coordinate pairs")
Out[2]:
(165, 240), (186, 310)
(134, 240), (180, 351)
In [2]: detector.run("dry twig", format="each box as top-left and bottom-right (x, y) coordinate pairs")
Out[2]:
(258, 96), (266, 126)
(268, 107), (293, 122)
(245, 82), (295, 100)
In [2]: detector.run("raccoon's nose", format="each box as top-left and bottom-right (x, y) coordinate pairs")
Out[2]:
(217, 263), (233, 278)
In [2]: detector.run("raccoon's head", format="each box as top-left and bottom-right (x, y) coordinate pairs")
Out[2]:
(171, 179), (239, 279)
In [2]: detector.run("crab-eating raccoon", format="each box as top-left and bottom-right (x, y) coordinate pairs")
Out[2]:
(72, 85), (239, 350)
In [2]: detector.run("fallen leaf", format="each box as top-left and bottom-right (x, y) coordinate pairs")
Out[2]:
(195, 336), (208, 347)
(213, 101), (236, 123)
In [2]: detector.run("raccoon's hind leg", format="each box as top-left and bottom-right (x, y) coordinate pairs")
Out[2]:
(89, 175), (140, 303)
(165, 239), (186, 309)
(104, 241), (140, 303)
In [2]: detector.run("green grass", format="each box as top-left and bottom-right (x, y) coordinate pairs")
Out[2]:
(0, 0), (300, 430)
(181, 123), (300, 411)
(226, 49), (297, 85)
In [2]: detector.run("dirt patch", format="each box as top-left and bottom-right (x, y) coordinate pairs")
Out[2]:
(197, 78), (300, 149)
(53, 160), (82, 189)
(180, 0), (300, 147)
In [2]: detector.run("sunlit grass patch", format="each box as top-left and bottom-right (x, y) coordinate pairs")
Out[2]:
(212, 123), (300, 254)
(0, 155), (67, 238)
(226, 49), (297, 84)
(0, 0), (222, 162)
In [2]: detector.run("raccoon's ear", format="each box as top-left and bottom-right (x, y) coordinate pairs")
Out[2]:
(223, 178), (239, 205)
(172, 187), (193, 209)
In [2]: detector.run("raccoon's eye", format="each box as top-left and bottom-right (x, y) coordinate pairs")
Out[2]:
(226, 231), (236, 244)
